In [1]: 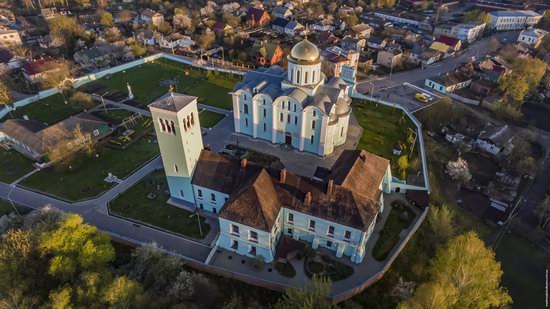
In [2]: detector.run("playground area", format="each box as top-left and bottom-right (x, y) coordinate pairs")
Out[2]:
(79, 58), (240, 110)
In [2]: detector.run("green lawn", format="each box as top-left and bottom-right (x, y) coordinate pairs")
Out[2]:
(372, 201), (416, 261)
(0, 148), (36, 184)
(353, 100), (415, 160)
(93, 109), (135, 124)
(20, 121), (159, 201)
(0, 199), (14, 216)
(495, 234), (549, 309)
(6, 93), (96, 124)
(82, 58), (239, 110)
(199, 109), (226, 128)
(109, 170), (210, 239)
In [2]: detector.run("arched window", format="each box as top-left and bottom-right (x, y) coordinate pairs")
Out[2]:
(296, 70), (301, 84)
(305, 71), (309, 84)
(290, 68), (294, 82)
(191, 113), (195, 125)
(244, 103), (249, 114)
(312, 70), (316, 83)
(166, 119), (172, 133)
(171, 121), (176, 135)
(158, 118), (166, 132)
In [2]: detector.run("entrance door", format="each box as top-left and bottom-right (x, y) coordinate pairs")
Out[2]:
(285, 133), (292, 145)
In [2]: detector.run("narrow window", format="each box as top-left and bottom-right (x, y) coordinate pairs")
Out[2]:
(326, 240), (333, 247)
(290, 68), (293, 82)
(344, 230), (351, 240)
(288, 102), (290, 111)
(263, 123), (266, 131)
(171, 121), (176, 135)
(311, 120), (316, 129)
(293, 104), (296, 112)
(287, 228), (293, 235)
(297, 70), (300, 83)
(249, 231), (258, 242)
(263, 109), (266, 118)
(231, 240), (238, 249)
(328, 226), (335, 236)
(310, 135), (314, 144)
(282, 101), (285, 109)
(287, 213), (294, 223)
(249, 246), (256, 256)
(305, 71), (308, 84)
(180, 190), (184, 197)
(312, 70), (316, 82)
(174, 165), (178, 173)
(244, 104), (249, 114)
(198, 189), (202, 198)
(341, 127), (344, 137)
(191, 113), (194, 125)
(309, 220), (315, 231)
(159, 118), (166, 132)
(313, 110), (316, 117)
(231, 225), (239, 235)
(211, 193), (216, 202)
(245, 118), (248, 127)
(280, 113), (283, 122)
(294, 116), (298, 125)
(287, 114), (290, 123)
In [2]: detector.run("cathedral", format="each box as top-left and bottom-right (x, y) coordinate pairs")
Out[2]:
(231, 38), (353, 156)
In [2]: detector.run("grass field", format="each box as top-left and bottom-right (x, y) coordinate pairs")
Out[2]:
(109, 170), (210, 239)
(495, 234), (550, 309)
(20, 121), (159, 201)
(5, 93), (96, 124)
(372, 202), (416, 261)
(92, 109), (135, 124)
(199, 109), (226, 128)
(0, 199), (14, 216)
(82, 58), (239, 110)
(0, 148), (36, 184)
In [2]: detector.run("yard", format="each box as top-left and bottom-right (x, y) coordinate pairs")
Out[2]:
(353, 100), (419, 177)
(495, 233), (550, 309)
(0, 148), (36, 184)
(19, 120), (159, 201)
(463, 152), (499, 186)
(5, 93), (96, 124)
(372, 200), (416, 261)
(108, 170), (210, 239)
(92, 109), (136, 125)
(198, 109), (226, 129)
(81, 58), (239, 110)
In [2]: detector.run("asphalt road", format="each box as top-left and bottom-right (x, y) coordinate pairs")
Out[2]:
(356, 31), (520, 94)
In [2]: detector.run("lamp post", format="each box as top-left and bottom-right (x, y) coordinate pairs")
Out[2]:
(189, 212), (203, 237)
(7, 184), (20, 216)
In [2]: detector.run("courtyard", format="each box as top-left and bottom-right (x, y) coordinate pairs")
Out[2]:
(108, 169), (211, 239)
(19, 118), (159, 201)
(80, 58), (240, 110)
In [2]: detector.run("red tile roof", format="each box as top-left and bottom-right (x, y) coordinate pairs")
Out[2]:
(435, 36), (460, 47)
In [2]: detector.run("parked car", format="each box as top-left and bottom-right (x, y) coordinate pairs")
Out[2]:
(415, 92), (429, 103)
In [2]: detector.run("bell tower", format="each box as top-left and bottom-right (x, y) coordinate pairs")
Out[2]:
(148, 92), (204, 204)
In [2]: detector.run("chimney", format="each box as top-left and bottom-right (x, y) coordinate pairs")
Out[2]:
(326, 179), (334, 197)
(280, 168), (287, 183)
(304, 192), (312, 206)
(240, 159), (248, 169)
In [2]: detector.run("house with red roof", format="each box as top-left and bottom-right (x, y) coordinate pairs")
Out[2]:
(245, 8), (270, 27)
(430, 36), (461, 57)
(22, 59), (60, 84)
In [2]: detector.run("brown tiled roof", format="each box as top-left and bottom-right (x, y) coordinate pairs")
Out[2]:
(200, 149), (388, 231)
(328, 150), (390, 200)
(0, 113), (107, 156)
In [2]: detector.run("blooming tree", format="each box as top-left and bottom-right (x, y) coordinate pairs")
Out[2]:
(446, 157), (472, 184)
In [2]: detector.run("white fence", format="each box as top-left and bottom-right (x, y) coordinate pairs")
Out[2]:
(1, 53), (246, 119)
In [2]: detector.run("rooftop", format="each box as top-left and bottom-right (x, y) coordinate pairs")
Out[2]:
(148, 93), (198, 112)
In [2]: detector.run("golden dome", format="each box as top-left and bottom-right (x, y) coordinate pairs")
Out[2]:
(289, 39), (320, 63)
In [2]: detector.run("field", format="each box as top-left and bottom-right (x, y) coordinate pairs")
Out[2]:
(20, 121), (159, 201)
(5, 93), (96, 124)
(199, 109), (226, 128)
(81, 58), (239, 110)
(109, 170), (210, 239)
(0, 148), (36, 184)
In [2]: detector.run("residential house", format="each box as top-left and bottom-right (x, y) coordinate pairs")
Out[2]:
(213, 22), (233, 35)
(249, 40), (284, 66)
(136, 30), (157, 46)
(376, 47), (403, 69)
(313, 19), (335, 32)
(474, 57), (510, 83)
(21, 59), (60, 84)
(159, 33), (194, 50)
(452, 22), (486, 43)
(0, 113), (110, 161)
(433, 24), (453, 38)
(475, 125), (516, 156)
(517, 28), (548, 48)
(406, 45), (440, 66)
(246, 8), (271, 27)
(40, 8), (59, 20)
(0, 29), (21, 47)
(430, 36), (461, 57)
(284, 21), (304, 36)
(317, 31), (339, 47)
(273, 6), (292, 19)
(374, 9), (427, 27)
(272, 17), (290, 34)
(74, 47), (114, 69)
(351, 23), (373, 39)
(37, 35), (64, 49)
(341, 36), (366, 52)
(425, 71), (472, 94)
(367, 36), (387, 50)
(488, 10), (542, 31)
(140, 9), (164, 27)
(470, 79), (498, 97)
(321, 47), (359, 77)
(0, 48), (21, 74)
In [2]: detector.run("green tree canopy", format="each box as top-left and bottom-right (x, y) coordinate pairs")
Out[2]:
(276, 275), (333, 309)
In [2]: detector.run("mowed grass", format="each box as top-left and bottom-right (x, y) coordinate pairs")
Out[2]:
(20, 122), (159, 201)
(0, 148), (36, 184)
(199, 109), (226, 128)
(353, 100), (415, 160)
(495, 234), (550, 309)
(372, 202), (415, 261)
(6, 93), (96, 124)
(82, 58), (239, 110)
(109, 170), (210, 239)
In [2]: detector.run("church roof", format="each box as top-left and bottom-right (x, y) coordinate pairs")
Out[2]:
(289, 38), (320, 63)
(148, 93), (197, 112)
